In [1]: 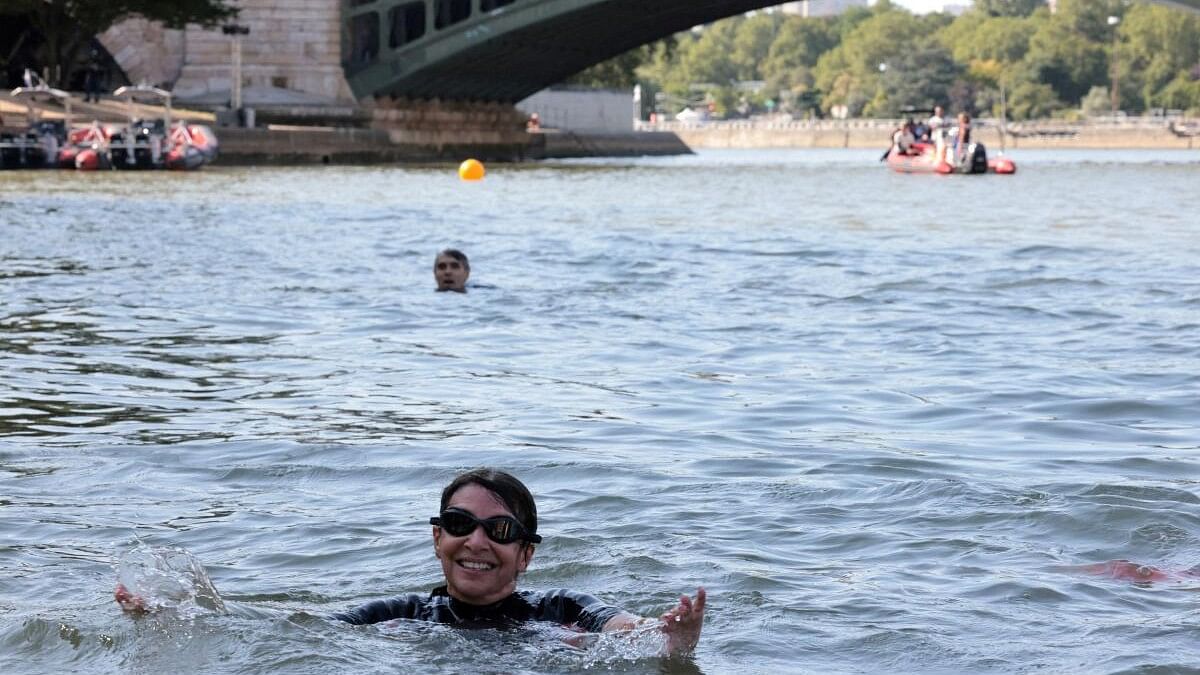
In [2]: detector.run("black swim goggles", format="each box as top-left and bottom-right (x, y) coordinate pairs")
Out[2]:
(430, 508), (542, 545)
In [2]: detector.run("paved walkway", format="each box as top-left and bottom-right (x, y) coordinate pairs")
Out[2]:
(0, 91), (214, 127)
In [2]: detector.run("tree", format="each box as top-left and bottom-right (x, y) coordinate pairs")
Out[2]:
(1118, 4), (1200, 112)
(1050, 0), (1127, 43)
(610, 0), (1200, 120)
(1157, 73), (1200, 115)
(730, 13), (781, 82)
(877, 45), (964, 115)
(813, 6), (928, 116)
(1021, 18), (1108, 106)
(762, 16), (836, 77)
(940, 13), (1036, 65)
(1007, 80), (1061, 119)
(568, 43), (668, 89)
(1079, 85), (1110, 117)
(0, 0), (238, 88)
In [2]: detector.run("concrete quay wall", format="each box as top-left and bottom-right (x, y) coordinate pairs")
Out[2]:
(215, 127), (533, 164)
(215, 127), (693, 165)
(529, 131), (692, 158)
(368, 98), (530, 150)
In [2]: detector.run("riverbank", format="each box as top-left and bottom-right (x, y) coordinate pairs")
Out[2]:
(1, 92), (689, 164)
(6, 92), (1196, 162)
(210, 128), (690, 164)
(649, 118), (1200, 151)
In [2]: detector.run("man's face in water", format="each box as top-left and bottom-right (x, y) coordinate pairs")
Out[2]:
(434, 254), (469, 292)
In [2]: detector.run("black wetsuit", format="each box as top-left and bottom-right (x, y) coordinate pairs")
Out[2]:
(333, 586), (624, 631)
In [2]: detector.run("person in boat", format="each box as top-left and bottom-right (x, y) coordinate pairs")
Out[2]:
(912, 118), (929, 143)
(332, 468), (706, 655)
(434, 248), (470, 293)
(951, 111), (972, 164)
(927, 105), (946, 162)
(890, 119), (916, 156)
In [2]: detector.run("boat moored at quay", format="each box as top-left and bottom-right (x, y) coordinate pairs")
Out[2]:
(1, 79), (217, 172)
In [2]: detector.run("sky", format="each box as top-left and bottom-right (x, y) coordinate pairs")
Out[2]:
(891, 0), (958, 13)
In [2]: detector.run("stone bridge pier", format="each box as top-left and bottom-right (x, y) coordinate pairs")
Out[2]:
(92, 0), (685, 161)
(368, 96), (532, 158)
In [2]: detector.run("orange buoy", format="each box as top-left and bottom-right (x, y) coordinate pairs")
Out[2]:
(458, 158), (485, 181)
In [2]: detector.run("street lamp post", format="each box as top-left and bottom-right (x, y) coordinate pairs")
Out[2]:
(222, 24), (251, 124)
(1107, 15), (1120, 117)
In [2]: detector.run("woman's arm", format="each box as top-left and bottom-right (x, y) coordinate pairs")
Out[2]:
(601, 587), (706, 656)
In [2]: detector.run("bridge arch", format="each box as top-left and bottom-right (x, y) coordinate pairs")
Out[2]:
(342, 0), (1200, 103)
(341, 0), (783, 102)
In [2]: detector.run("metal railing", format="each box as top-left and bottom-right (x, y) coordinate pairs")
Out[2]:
(636, 115), (1199, 134)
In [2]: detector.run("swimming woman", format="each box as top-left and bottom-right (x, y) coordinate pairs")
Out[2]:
(1073, 559), (1200, 583)
(117, 468), (706, 656)
(333, 468), (705, 654)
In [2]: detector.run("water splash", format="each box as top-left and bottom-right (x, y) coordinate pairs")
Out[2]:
(116, 544), (226, 617)
(578, 621), (669, 667)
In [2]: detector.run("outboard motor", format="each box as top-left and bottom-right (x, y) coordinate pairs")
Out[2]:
(32, 120), (65, 165)
(967, 142), (989, 174)
(111, 119), (167, 169)
(0, 131), (47, 169)
(0, 131), (18, 169)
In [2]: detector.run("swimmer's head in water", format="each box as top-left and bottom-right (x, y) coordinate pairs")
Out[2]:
(432, 468), (539, 605)
(434, 249), (470, 292)
(438, 468), (537, 537)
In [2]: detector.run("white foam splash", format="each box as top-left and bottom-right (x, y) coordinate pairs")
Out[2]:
(117, 544), (226, 617)
(579, 620), (669, 667)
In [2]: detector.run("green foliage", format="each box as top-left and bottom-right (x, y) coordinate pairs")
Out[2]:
(1050, 0), (1128, 42)
(1021, 18), (1108, 106)
(730, 13), (782, 81)
(1008, 80), (1061, 120)
(1156, 73), (1200, 114)
(972, 0), (1044, 18)
(877, 46), (964, 115)
(0, 0), (238, 30)
(814, 6), (929, 115)
(569, 44), (661, 89)
(1079, 85), (1111, 118)
(580, 0), (1200, 120)
(1118, 4), (1200, 112)
(941, 13), (1035, 65)
(1, 0), (238, 87)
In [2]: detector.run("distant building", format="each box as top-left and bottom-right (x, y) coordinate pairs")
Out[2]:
(780, 0), (870, 18)
(517, 87), (636, 133)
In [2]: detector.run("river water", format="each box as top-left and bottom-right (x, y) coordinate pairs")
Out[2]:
(2, 148), (1199, 674)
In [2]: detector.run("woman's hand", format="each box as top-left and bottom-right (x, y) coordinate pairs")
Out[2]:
(659, 587), (705, 656)
(114, 583), (148, 613)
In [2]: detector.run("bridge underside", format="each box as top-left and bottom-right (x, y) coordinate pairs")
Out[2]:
(348, 0), (781, 103)
(348, 0), (1200, 104)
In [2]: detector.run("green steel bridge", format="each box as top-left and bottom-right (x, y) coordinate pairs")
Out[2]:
(342, 0), (829, 101)
(341, 0), (1200, 103)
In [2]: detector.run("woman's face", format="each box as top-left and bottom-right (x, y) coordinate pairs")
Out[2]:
(432, 483), (534, 606)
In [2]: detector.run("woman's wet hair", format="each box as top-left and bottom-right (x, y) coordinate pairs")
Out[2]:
(436, 248), (470, 272)
(440, 468), (537, 541)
